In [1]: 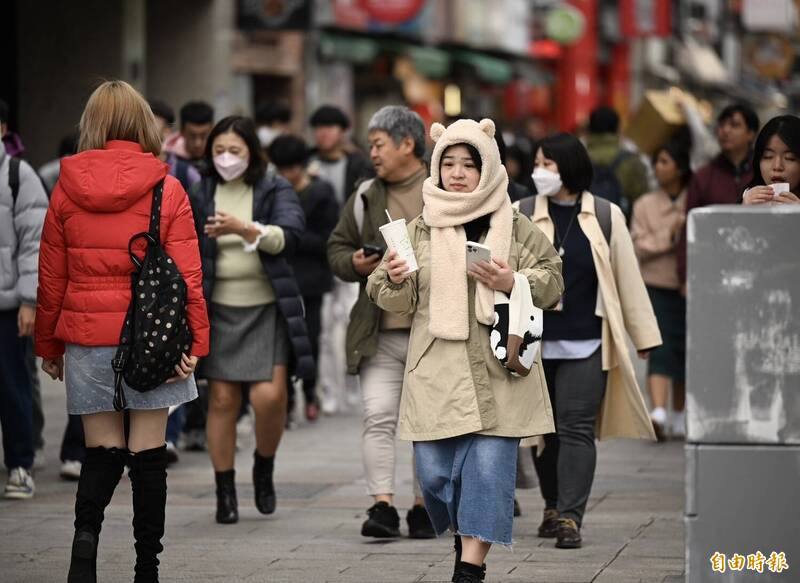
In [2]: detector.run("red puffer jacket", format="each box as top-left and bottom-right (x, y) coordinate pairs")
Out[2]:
(35, 140), (210, 359)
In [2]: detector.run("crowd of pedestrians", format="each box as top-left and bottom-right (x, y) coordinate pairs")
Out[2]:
(1, 79), (799, 582)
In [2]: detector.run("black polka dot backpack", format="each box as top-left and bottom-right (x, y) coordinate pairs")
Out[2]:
(111, 179), (193, 410)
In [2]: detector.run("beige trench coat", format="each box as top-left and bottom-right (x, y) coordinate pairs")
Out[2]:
(528, 192), (662, 440)
(366, 210), (565, 442)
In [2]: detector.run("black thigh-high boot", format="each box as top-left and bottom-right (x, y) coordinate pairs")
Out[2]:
(68, 446), (127, 583)
(129, 445), (167, 583)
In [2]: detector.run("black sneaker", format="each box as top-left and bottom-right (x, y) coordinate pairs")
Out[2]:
(361, 501), (401, 538)
(406, 504), (436, 539)
(555, 518), (582, 549)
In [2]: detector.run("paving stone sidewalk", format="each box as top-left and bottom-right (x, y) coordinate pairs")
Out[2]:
(1, 373), (685, 582)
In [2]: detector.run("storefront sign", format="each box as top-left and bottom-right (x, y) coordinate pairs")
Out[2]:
(357, 0), (425, 24)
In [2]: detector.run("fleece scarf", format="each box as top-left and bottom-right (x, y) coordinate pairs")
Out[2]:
(422, 118), (513, 340)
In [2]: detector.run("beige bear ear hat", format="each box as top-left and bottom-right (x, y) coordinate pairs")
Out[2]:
(428, 118), (502, 191)
(422, 118), (513, 341)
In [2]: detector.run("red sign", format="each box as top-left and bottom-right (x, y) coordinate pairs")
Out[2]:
(619, 0), (671, 37)
(357, 0), (425, 24)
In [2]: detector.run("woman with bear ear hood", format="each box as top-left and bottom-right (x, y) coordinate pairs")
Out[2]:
(367, 119), (564, 582)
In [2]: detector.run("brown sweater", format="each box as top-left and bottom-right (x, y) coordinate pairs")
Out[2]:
(382, 164), (426, 330)
(631, 189), (686, 290)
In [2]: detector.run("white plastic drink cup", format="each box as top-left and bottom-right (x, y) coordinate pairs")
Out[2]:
(379, 219), (418, 273)
(772, 182), (790, 198)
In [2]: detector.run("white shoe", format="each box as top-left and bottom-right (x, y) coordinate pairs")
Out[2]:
(59, 460), (82, 481)
(650, 407), (668, 441)
(4, 467), (35, 499)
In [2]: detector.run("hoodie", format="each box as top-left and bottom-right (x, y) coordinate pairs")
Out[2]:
(35, 140), (209, 359)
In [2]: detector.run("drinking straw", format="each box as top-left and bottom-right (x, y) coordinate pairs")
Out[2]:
(385, 210), (393, 222)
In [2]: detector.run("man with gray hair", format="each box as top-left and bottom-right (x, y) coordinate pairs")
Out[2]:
(327, 105), (434, 540)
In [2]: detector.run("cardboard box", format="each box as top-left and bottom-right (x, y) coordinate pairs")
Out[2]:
(625, 90), (687, 155)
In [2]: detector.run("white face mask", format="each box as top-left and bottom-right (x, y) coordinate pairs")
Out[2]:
(532, 167), (563, 197)
(213, 152), (249, 182)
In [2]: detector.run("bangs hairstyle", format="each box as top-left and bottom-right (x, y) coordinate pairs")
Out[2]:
(748, 115), (800, 189)
(204, 115), (267, 186)
(438, 142), (482, 189)
(536, 133), (593, 194)
(78, 80), (162, 155)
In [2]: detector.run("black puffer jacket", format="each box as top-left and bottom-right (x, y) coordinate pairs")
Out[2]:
(190, 175), (315, 380)
(292, 177), (339, 296)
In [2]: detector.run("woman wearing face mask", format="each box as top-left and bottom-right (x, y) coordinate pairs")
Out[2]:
(631, 140), (692, 440)
(522, 133), (661, 549)
(368, 119), (564, 583)
(189, 115), (314, 525)
(741, 115), (800, 206)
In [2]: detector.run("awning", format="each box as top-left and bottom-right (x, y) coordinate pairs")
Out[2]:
(455, 51), (514, 84)
(319, 33), (379, 64)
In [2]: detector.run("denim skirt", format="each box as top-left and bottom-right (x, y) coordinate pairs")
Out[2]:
(414, 434), (520, 547)
(65, 344), (198, 415)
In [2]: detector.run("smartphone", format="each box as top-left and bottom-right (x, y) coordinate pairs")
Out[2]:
(362, 244), (385, 258)
(466, 241), (492, 268)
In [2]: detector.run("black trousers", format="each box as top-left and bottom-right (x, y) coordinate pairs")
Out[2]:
(0, 309), (34, 469)
(533, 347), (607, 527)
(288, 295), (322, 408)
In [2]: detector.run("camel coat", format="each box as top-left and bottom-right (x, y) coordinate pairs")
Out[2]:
(528, 192), (661, 440)
(366, 210), (564, 442)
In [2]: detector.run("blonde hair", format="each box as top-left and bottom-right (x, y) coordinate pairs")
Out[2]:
(78, 80), (162, 155)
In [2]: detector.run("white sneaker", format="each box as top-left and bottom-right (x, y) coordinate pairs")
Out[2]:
(4, 467), (35, 499)
(59, 460), (82, 481)
(650, 407), (668, 441)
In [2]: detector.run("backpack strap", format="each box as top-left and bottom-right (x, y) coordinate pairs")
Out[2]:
(518, 195), (535, 218)
(593, 195), (612, 245)
(148, 180), (165, 242)
(8, 157), (20, 207)
(353, 178), (375, 236)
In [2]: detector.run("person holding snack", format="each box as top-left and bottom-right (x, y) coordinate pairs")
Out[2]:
(741, 115), (800, 206)
(326, 105), (435, 540)
(367, 118), (563, 582)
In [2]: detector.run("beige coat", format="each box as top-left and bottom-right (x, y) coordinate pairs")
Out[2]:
(366, 210), (564, 442)
(529, 193), (662, 440)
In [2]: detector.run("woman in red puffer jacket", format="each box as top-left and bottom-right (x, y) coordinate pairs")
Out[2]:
(35, 80), (209, 583)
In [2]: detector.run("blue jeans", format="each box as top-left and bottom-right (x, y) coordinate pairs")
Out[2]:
(414, 434), (520, 546)
(0, 309), (34, 470)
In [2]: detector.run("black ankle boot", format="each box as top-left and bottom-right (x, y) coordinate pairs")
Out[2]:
(129, 445), (167, 583)
(215, 469), (238, 524)
(452, 537), (486, 582)
(68, 446), (127, 583)
(253, 452), (276, 515)
(454, 561), (486, 583)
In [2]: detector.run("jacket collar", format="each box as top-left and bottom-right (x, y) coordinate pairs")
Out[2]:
(104, 140), (145, 153)
(533, 191), (597, 222)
